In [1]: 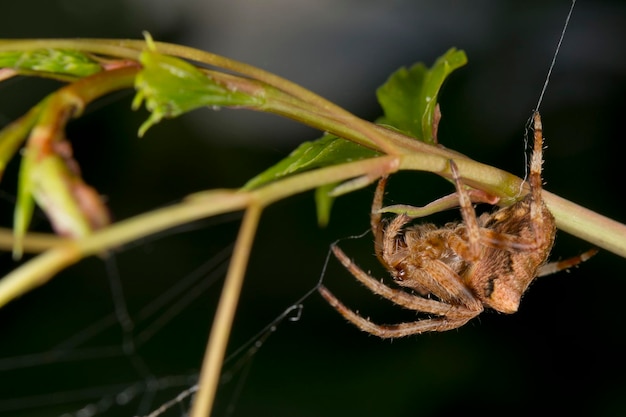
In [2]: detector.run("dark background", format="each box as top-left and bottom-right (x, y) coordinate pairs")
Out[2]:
(1, 1), (625, 416)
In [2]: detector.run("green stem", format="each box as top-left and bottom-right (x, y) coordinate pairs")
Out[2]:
(31, 65), (139, 139)
(545, 191), (626, 257)
(0, 39), (142, 61)
(1, 150), (623, 308)
(60, 64), (140, 103)
(190, 204), (262, 417)
(1, 39), (403, 154)
(1, 38), (623, 417)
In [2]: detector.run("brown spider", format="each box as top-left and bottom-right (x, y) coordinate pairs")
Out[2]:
(319, 112), (597, 338)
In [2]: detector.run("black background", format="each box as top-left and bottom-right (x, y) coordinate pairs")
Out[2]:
(1, 1), (625, 416)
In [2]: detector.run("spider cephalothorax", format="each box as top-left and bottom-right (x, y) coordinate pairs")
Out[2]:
(319, 112), (595, 338)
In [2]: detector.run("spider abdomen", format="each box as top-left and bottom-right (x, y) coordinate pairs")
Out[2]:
(467, 197), (556, 313)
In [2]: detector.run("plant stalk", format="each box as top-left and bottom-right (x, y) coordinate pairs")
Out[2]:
(190, 204), (261, 417)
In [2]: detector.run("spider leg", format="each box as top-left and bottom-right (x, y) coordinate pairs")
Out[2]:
(330, 244), (476, 315)
(319, 285), (478, 338)
(477, 228), (543, 251)
(529, 112), (547, 244)
(448, 113), (554, 256)
(449, 160), (482, 261)
(379, 212), (414, 269)
(521, 111), (559, 253)
(448, 229), (540, 259)
(371, 177), (418, 273)
(371, 175), (501, 267)
(462, 112), (553, 255)
(406, 258), (484, 311)
(537, 248), (598, 277)
(371, 176), (387, 230)
(371, 176), (388, 267)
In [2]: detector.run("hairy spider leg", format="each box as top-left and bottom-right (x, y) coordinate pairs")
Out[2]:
(448, 113), (552, 255)
(318, 286), (479, 338)
(538, 248), (598, 277)
(449, 160), (482, 260)
(378, 214), (481, 308)
(528, 111), (550, 249)
(328, 244), (474, 315)
(370, 176), (388, 269)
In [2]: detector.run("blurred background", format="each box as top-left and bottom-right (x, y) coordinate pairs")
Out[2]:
(1, 1), (625, 416)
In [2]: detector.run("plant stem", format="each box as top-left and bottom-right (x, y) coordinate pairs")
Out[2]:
(1, 150), (624, 308)
(190, 204), (261, 417)
(1, 37), (624, 417)
(544, 191), (626, 257)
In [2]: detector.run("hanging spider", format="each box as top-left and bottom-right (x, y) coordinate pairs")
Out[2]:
(319, 112), (597, 338)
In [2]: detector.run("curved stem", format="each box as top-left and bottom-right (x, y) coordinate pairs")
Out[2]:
(1, 39), (406, 154)
(1, 38), (623, 417)
(0, 39), (142, 61)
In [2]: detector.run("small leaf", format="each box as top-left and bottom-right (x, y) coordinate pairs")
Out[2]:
(315, 182), (338, 227)
(0, 102), (44, 180)
(13, 146), (111, 260)
(132, 34), (264, 136)
(12, 146), (36, 259)
(376, 48), (467, 144)
(243, 134), (380, 190)
(30, 153), (110, 237)
(0, 49), (102, 77)
(244, 48), (466, 226)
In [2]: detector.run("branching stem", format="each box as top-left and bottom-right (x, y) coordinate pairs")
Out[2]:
(0, 37), (624, 417)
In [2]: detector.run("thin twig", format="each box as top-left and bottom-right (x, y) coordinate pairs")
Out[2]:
(189, 204), (262, 417)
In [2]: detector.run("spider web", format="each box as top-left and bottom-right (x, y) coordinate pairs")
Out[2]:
(2, 2), (624, 415)
(0, 213), (326, 417)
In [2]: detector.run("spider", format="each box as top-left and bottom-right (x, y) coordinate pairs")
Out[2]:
(319, 112), (597, 338)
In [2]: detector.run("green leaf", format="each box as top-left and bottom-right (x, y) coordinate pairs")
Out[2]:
(132, 34), (264, 136)
(243, 134), (379, 190)
(244, 134), (378, 226)
(12, 145), (36, 260)
(315, 182), (338, 227)
(0, 102), (44, 180)
(243, 48), (466, 226)
(376, 47), (467, 144)
(0, 49), (102, 77)
(32, 154), (104, 235)
(13, 147), (111, 259)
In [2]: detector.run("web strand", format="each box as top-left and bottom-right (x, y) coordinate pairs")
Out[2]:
(536, 0), (576, 112)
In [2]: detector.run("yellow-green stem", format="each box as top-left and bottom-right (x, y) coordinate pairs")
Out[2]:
(190, 204), (262, 417)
